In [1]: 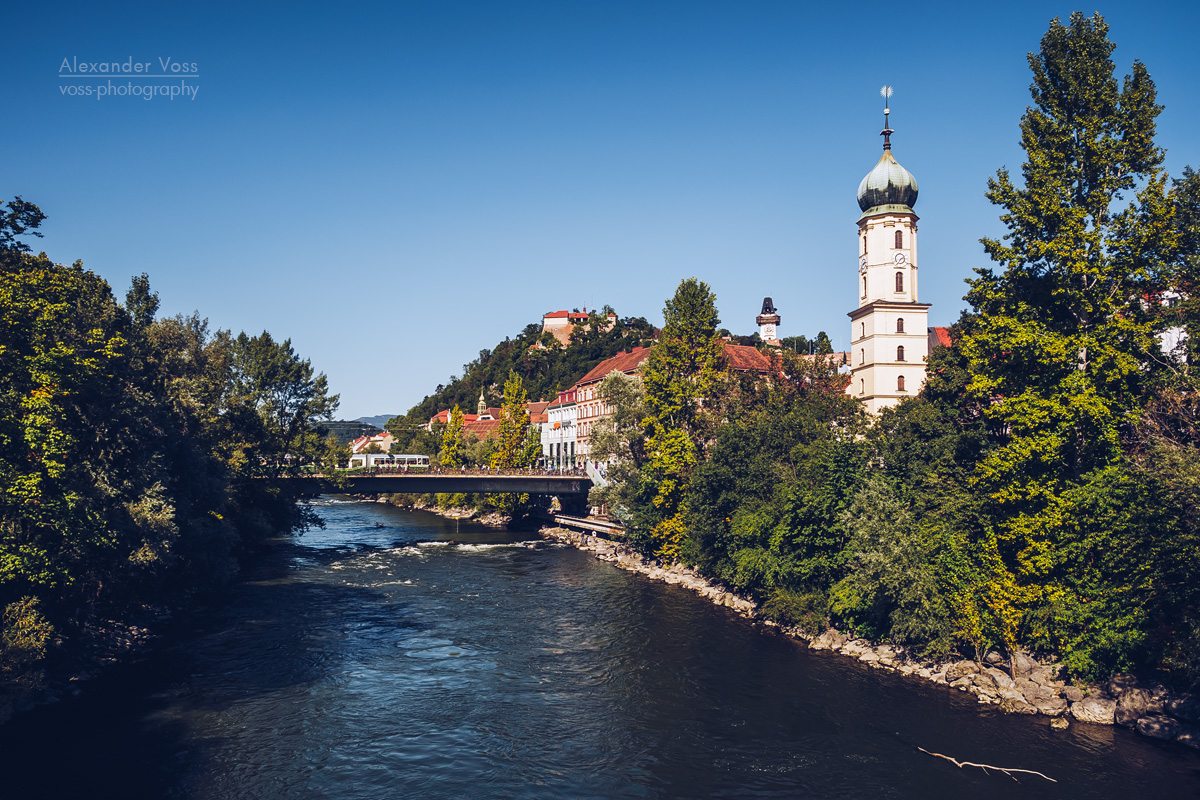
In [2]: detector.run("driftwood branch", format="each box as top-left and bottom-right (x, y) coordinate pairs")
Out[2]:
(916, 746), (1058, 783)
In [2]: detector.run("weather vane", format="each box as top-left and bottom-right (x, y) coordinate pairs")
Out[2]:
(880, 85), (894, 150)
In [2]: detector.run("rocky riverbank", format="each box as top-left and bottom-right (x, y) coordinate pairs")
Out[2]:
(539, 525), (1200, 749)
(378, 494), (510, 527)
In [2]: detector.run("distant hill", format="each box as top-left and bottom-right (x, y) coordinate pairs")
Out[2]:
(324, 419), (384, 444)
(356, 414), (398, 428)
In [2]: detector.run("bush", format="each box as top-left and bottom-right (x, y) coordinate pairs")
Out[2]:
(761, 589), (829, 636)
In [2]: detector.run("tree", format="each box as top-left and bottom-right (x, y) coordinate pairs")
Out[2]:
(489, 371), (539, 514)
(439, 406), (466, 467)
(958, 12), (1183, 670)
(229, 331), (339, 474)
(633, 278), (725, 561)
(0, 196), (45, 261)
(587, 370), (647, 521)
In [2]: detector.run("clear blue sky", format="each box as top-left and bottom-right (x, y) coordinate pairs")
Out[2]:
(5, 1), (1199, 419)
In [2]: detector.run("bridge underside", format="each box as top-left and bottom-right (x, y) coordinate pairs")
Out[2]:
(281, 475), (593, 497)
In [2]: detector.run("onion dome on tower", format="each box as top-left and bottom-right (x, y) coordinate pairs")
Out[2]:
(857, 88), (918, 220)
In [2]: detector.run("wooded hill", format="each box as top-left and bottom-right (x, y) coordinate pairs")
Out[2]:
(393, 312), (659, 428)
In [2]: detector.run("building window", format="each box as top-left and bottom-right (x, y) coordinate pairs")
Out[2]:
(862, 276), (867, 298)
(859, 378), (864, 395)
(895, 271), (904, 292)
(862, 233), (867, 254)
(897, 375), (906, 392)
(897, 345), (905, 361)
(860, 322), (865, 338)
(896, 317), (904, 333)
(895, 230), (903, 249)
(860, 348), (865, 364)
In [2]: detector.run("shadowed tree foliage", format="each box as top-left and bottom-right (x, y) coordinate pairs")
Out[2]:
(0, 200), (339, 719)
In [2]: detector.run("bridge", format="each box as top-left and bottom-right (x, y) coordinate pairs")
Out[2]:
(275, 472), (593, 497)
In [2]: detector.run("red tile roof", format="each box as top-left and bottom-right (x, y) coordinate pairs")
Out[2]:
(576, 347), (653, 386)
(464, 419), (501, 440)
(543, 310), (591, 320)
(723, 343), (774, 372)
(930, 327), (953, 349)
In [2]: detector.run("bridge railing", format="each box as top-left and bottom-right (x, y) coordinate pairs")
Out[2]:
(311, 466), (589, 478)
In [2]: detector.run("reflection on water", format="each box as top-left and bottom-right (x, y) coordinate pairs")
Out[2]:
(1, 498), (1198, 799)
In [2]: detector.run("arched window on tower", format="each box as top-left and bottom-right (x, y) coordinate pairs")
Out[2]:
(897, 345), (905, 361)
(896, 317), (904, 333)
(895, 271), (904, 292)
(895, 230), (903, 249)
(861, 322), (865, 338)
(862, 276), (867, 298)
(860, 378), (865, 395)
(897, 375), (906, 392)
(862, 234), (867, 255)
(859, 348), (865, 364)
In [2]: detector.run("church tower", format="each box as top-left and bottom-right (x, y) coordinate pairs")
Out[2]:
(847, 87), (931, 414)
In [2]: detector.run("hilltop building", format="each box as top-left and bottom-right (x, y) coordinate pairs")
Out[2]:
(756, 298), (781, 347)
(846, 97), (933, 414)
(539, 308), (618, 347)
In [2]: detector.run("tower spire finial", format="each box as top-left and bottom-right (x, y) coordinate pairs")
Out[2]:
(880, 85), (894, 150)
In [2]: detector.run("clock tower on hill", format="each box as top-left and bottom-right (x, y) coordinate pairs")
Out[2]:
(847, 89), (931, 414)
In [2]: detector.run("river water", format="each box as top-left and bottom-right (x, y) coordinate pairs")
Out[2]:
(2, 498), (1199, 799)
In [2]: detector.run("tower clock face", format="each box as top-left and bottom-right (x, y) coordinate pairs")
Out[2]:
(893, 252), (907, 266)
(859, 255), (868, 273)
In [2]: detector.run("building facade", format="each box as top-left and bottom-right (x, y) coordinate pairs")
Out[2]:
(541, 388), (578, 468)
(847, 104), (931, 414)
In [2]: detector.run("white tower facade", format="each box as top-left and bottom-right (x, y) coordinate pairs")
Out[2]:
(756, 297), (781, 346)
(847, 92), (931, 414)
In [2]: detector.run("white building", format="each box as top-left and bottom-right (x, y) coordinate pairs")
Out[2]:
(847, 101), (931, 414)
(541, 388), (578, 468)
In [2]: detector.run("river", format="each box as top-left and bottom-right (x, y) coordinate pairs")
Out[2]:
(1, 498), (1198, 799)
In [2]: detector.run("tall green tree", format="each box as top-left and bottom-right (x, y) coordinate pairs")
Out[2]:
(229, 331), (339, 474)
(959, 12), (1181, 663)
(634, 278), (724, 561)
(439, 406), (466, 467)
(489, 371), (539, 514)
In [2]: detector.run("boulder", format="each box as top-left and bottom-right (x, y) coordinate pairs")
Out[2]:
(1115, 688), (1164, 727)
(859, 650), (880, 664)
(1176, 725), (1200, 749)
(985, 651), (1005, 665)
(1063, 686), (1085, 703)
(1071, 696), (1117, 725)
(1050, 716), (1070, 731)
(972, 672), (996, 692)
(1136, 715), (1181, 740)
(1000, 696), (1038, 715)
(1107, 673), (1138, 698)
(950, 676), (972, 690)
(944, 660), (979, 682)
(1034, 697), (1069, 717)
(1167, 694), (1200, 724)
(984, 667), (1015, 689)
(808, 630), (837, 651)
(1011, 650), (1038, 678)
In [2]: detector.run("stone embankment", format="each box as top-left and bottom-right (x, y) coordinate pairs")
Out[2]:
(540, 525), (1200, 750)
(378, 495), (509, 527)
